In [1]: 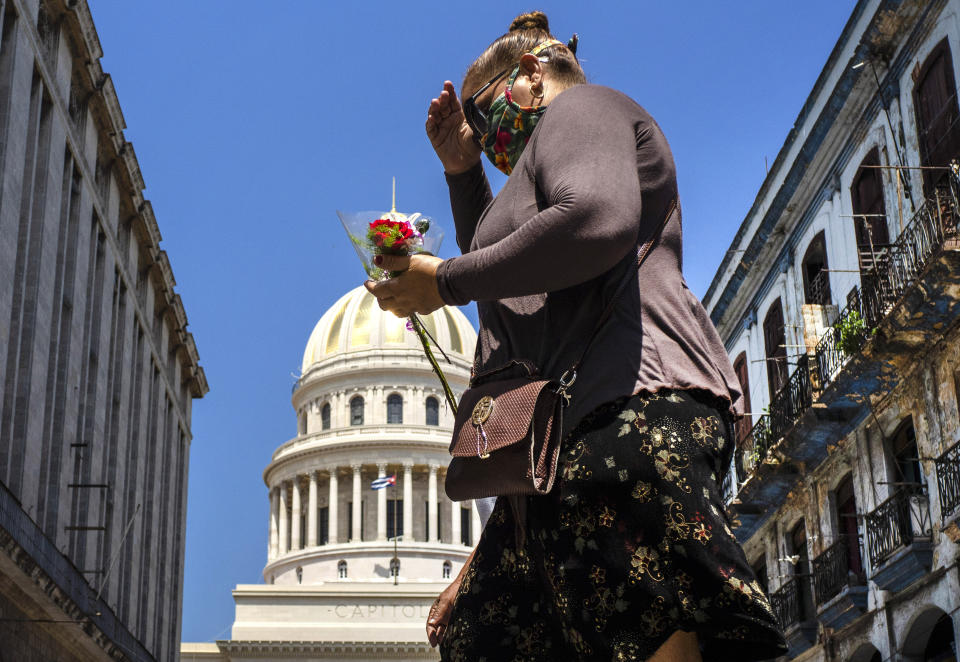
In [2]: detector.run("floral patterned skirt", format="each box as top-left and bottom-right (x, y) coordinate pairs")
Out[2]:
(440, 388), (787, 662)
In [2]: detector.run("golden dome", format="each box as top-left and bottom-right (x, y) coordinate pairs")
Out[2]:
(301, 286), (477, 373)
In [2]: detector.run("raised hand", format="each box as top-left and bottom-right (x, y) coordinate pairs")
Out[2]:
(425, 81), (482, 175)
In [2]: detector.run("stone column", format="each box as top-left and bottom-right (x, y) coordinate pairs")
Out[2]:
(328, 468), (339, 544)
(377, 463), (388, 541)
(307, 471), (318, 547)
(374, 385), (384, 422)
(352, 464), (362, 542)
(471, 500), (482, 546)
(269, 487), (279, 559)
(428, 463), (439, 543)
(414, 386), (424, 424)
(403, 462), (413, 541)
(278, 482), (289, 555)
(291, 477), (302, 551)
(451, 497), (462, 546)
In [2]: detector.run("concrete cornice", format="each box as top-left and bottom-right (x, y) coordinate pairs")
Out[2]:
(702, 0), (943, 343)
(43, 0), (209, 398)
(215, 639), (437, 658)
(703, 0), (876, 314)
(294, 349), (472, 399)
(264, 432), (452, 485)
(0, 482), (153, 661)
(262, 542), (470, 576)
(708, 0), (942, 345)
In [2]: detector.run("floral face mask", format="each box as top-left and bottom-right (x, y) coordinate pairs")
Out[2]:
(481, 40), (561, 175)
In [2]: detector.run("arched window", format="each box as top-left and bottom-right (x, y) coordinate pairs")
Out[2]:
(891, 417), (922, 485)
(732, 352), (752, 442)
(834, 474), (863, 578)
(387, 394), (403, 424)
(801, 232), (831, 305)
(442, 560), (452, 579)
(763, 299), (788, 401)
(851, 147), (890, 279)
(425, 396), (440, 426)
(789, 520), (814, 622)
(350, 396), (364, 426)
(913, 38), (960, 192)
(321, 402), (331, 430)
(337, 560), (347, 579)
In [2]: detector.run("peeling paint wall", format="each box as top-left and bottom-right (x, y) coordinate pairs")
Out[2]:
(717, 1), (960, 659)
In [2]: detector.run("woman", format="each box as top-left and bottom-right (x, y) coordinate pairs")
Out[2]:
(365, 12), (787, 662)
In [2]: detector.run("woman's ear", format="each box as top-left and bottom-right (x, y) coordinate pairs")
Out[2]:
(518, 52), (543, 80)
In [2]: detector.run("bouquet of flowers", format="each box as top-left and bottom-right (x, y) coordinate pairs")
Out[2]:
(337, 203), (457, 414)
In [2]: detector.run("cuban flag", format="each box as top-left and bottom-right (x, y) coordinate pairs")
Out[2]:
(371, 475), (396, 490)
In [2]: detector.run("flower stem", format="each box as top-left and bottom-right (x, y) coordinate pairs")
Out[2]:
(409, 314), (458, 415)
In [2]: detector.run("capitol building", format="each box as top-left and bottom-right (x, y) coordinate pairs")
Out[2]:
(182, 286), (480, 661)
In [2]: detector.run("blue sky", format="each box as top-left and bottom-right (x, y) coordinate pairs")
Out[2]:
(86, 0), (858, 642)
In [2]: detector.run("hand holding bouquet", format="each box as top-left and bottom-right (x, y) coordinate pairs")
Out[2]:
(338, 207), (457, 414)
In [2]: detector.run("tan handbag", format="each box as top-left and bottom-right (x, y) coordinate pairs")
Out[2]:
(444, 200), (677, 501)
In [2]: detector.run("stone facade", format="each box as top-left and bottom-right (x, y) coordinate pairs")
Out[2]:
(183, 286), (478, 661)
(704, 1), (960, 660)
(0, 0), (207, 660)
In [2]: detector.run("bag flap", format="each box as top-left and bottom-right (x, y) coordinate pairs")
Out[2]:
(450, 378), (556, 457)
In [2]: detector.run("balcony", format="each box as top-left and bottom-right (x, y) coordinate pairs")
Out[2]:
(812, 537), (867, 629)
(935, 440), (960, 543)
(807, 269), (831, 306)
(865, 484), (933, 593)
(727, 178), (960, 539)
(936, 440), (960, 520)
(770, 577), (817, 657)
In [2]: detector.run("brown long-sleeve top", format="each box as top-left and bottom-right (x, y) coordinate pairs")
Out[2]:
(436, 84), (743, 438)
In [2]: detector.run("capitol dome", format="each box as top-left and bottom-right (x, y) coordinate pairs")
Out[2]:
(258, 286), (480, 602)
(301, 286), (477, 373)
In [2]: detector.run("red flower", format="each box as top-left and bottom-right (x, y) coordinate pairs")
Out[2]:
(367, 217), (419, 256)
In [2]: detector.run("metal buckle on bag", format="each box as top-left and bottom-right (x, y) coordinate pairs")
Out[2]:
(472, 396), (493, 459)
(472, 396), (494, 425)
(557, 370), (577, 407)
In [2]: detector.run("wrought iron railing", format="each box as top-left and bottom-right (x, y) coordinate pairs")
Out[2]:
(935, 440), (960, 520)
(815, 180), (960, 385)
(731, 364), (813, 493)
(728, 180), (960, 497)
(770, 577), (802, 630)
(721, 466), (735, 503)
(865, 483), (932, 570)
(806, 269), (831, 305)
(735, 414), (774, 484)
(812, 537), (862, 604)
(768, 360), (813, 441)
(815, 288), (873, 383)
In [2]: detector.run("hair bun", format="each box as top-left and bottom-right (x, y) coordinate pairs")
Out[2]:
(509, 11), (550, 33)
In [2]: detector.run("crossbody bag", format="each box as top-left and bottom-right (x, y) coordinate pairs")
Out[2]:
(444, 199), (677, 501)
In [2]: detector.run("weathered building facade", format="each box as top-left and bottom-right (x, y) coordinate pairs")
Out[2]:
(0, 0), (207, 660)
(705, 1), (960, 660)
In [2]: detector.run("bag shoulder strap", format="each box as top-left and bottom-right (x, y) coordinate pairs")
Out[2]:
(559, 198), (678, 389)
